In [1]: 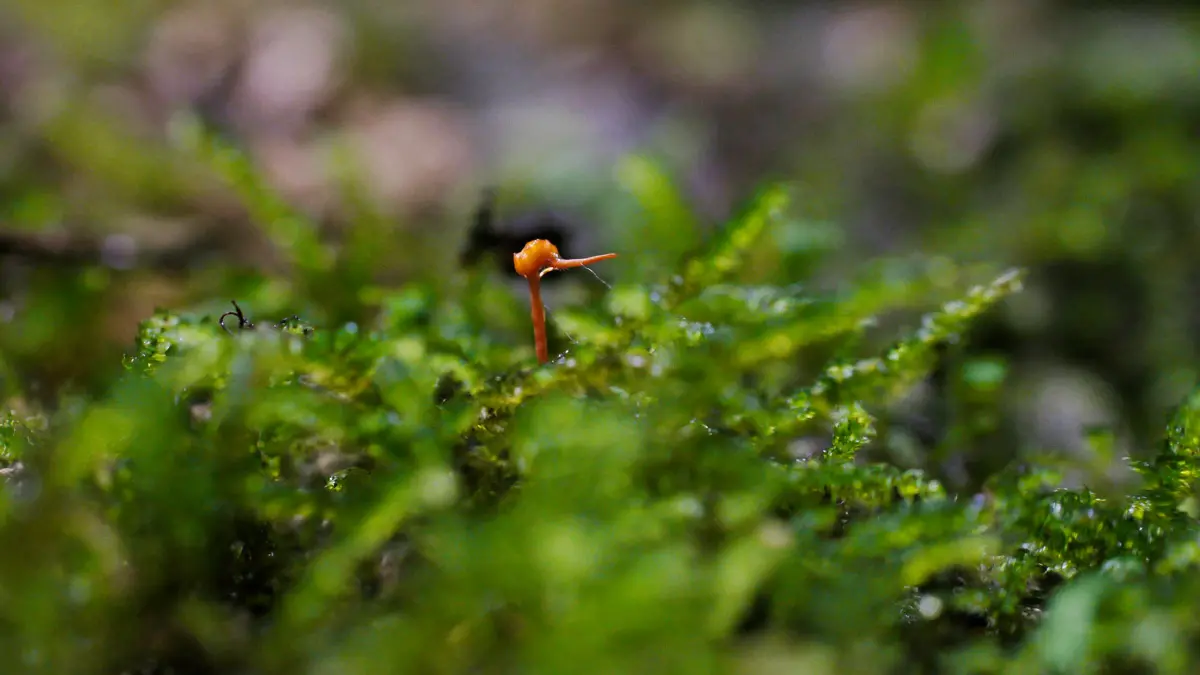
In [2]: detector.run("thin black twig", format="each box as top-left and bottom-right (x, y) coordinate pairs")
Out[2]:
(219, 300), (253, 334)
(220, 300), (312, 336)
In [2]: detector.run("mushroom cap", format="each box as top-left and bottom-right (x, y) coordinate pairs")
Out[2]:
(513, 239), (560, 279)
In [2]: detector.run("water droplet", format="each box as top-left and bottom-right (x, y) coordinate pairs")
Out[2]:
(918, 594), (943, 619)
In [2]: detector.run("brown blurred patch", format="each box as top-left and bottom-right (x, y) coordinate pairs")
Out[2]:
(335, 97), (476, 221)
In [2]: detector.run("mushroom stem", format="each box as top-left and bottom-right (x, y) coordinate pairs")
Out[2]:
(527, 275), (549, 364)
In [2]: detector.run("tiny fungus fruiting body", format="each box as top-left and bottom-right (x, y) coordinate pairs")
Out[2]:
(513, 239), (617, 364)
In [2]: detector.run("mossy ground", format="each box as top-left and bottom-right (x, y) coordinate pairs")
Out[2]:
(3, 127), (1200, 675)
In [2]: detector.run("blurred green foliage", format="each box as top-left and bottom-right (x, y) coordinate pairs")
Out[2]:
(4, 141), (1200, 675)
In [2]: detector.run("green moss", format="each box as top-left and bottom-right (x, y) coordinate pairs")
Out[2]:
(4, 167), (1200, 674)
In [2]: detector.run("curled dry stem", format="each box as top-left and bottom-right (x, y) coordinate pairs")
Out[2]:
(220, 300), (310, 336)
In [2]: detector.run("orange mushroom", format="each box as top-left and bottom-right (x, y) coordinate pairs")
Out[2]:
(513, 239), (617, 364)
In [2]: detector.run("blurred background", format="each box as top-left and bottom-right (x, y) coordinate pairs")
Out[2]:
(0, 0), (1198, 475)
